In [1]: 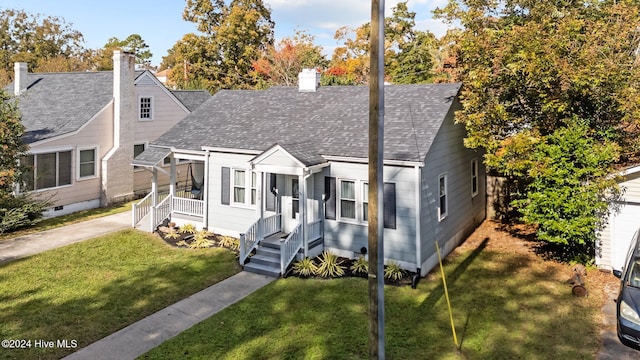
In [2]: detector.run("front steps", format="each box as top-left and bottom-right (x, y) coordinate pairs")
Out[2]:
(243, 234), (284, 277)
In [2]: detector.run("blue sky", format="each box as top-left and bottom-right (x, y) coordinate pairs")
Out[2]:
(0, 0), (451, 67)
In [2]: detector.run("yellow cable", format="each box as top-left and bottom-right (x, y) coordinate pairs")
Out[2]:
(435, 240), (459, 349)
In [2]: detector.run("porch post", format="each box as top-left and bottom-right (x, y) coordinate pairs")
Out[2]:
(256, 171), (264, 240)
(300, 172), (308, 257)
(169, 156), (176, 197)
(151, 168), (158, 230)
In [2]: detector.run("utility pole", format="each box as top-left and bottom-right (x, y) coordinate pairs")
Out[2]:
(368, 0), (385, 358)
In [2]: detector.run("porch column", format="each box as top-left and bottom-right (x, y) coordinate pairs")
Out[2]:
(169, 157), (176, 196)
(300, 172), (308, 257)
(256, 171), (264, 239)
(151, 168), (158, 230)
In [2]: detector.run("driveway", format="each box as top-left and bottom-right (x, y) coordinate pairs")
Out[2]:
(597, 281), (640, 359)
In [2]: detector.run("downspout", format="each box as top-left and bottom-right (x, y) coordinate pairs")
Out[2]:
(413, 164), (422, 289)
(203, 149), (210, 229)
(302, 168), (312, 257)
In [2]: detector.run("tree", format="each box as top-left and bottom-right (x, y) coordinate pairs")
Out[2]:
(91, 34), (154, 70)
(435, 0), (640, 262)
(0, 9), (86, 84)
(163, 0), (274, 92)
(0, 89), (49, 233)
(252, 30), (328, 87)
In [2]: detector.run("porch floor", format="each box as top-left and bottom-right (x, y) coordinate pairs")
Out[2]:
(261, 232), (289, 247)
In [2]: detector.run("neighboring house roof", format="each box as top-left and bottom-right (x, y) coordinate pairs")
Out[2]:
(5, 72), (113, 144)
(170, 90), (212, 111)
(150, 83), (461, 164)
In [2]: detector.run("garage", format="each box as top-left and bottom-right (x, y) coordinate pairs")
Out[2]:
(597, 165), (640, 271)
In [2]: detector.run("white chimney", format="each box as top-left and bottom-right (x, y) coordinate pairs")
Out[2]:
(14, 62), (28, 96)
(298, 68), (320, 92)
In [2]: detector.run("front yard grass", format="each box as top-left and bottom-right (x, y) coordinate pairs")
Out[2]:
(141, 223), (606, 359)
(0, 229), (240, 360)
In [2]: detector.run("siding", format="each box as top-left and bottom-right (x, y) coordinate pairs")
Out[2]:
(419, 102), (486, 275)
(134, 81), (189, 144)
(322, 161), (418, 265)
(27, 105), (114, 207)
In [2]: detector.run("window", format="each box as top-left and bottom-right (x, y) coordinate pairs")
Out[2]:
(439, 174), (448, 221)
(363, 182), (369, 222)
(78, 148), (97, 178)
(233, 170), (246, 203)
(139, 97), (153, 120)
(22, 151), (72, 191)
(471, 158), (478, 197)
(291, 178), (299, 218)
(133, 144), (145, 170)
(251, 172), (257, 206)
(340, 180), (356, 220)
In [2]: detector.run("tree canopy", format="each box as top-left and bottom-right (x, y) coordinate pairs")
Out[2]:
(435, 0), (640, 262)
(92, 34), (154, 70)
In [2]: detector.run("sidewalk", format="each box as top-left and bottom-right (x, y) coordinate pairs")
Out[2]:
(0, 212), (276, 359)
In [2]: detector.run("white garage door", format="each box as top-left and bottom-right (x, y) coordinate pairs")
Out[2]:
(611, 202), (640, 271)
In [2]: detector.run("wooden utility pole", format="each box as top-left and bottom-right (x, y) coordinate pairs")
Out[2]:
(368, 0), (385, 358)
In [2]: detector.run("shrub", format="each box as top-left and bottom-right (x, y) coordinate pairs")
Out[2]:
(384, 261), (405, 282)
(164, 228), (180, 240)
(350, 256), (369, 275)
(188, 230), (214, 249)
(0, 194), (51, 234)
(178, 223), (197, 234)
(315, 251), (346, 278)
(292, 257), (317, 277)
(218, 235), (239, 251)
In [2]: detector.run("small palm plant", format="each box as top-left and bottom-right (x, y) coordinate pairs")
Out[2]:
(292, 257), (317, 277)
(350, 256), (369, 276)
(178, 223), (197, 234)
(315, 251), (346, 278)
(218, 235), (239, 251)
(163, 228), (180, 240)
(188, 230), (214, 249)
(384, 261), (406, 282)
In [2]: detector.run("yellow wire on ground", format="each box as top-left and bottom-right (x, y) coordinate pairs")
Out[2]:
(435, 240), (459, 349)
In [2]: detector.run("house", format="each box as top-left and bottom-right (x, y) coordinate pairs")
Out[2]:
(7, 51), (210, 217)
(132, 70), (486, 277)
(597, 165), (640, 271)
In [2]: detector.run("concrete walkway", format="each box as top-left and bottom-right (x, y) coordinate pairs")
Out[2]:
(0, 212), (276, 359)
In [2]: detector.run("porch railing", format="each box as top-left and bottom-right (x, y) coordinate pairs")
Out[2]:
(307, 219), (322, 241)
(154, 194), (172, 229)
(132, 191), (154, 227)
(280, 223), (303, 274)
(173, 197), (204, 217)
(239, 213), (282, 265)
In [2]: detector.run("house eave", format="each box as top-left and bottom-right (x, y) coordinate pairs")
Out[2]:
(322, 155), (423, 168)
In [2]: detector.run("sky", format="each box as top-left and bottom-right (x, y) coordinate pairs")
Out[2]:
(0, 0), (452, 67)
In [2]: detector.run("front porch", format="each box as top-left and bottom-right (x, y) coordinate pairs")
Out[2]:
(132, 190), (205, 232)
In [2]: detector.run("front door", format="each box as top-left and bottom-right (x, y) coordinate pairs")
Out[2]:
(282, 175), (299, 234)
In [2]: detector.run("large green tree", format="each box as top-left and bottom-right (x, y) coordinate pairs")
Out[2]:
(436, 0), (640, 262)
(0, 9), (86, 84)
(163, 0), (274, 92)
(91, 34), (154, 70)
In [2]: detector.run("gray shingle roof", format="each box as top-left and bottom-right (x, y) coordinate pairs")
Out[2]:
(151, 83), (461, 163)
(170, 90), (211, 111)
(5, 72), (113, 144)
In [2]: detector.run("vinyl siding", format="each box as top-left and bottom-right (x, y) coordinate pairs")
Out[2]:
(419, 101), (486, 275)
(322, 162), (418, 264)
(26, 105), (114, 207)
(134, 81), (189, 144)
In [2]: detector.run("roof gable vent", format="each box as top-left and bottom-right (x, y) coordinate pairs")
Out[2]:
(298, 68), (320, 92)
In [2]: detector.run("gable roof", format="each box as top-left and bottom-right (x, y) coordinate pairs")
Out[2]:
(151, 83), (461, 164)
(170, 90), (212, 111)
(5, 72), (113, 144)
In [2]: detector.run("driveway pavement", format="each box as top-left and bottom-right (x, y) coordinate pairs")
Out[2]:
(597, 282), (640, 359)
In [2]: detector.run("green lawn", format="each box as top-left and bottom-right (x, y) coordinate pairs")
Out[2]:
(0, 229), (241, 360)
(141, 238), (603, 359)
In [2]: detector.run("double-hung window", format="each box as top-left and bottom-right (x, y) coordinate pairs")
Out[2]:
(78, 147), (97, 179)
(139, 97), (153, 120)
(362, 182), (369, 222)
(133, 144), (146, 170)
(233, 170), (246, 204)
(22, 151), (72, 191)
(439, 174), (448, 221)
(471, 158), (478, 197)
(340, 180), (356, 220)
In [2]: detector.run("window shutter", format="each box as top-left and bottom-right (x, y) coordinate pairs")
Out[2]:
(266, 173), (277, 211)
(324, 177), (336, 220)
(383, 182), (396, 229)
(221, 167), (230, 205)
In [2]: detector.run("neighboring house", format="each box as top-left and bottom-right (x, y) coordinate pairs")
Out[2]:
(132, 69), (486, 277)
(597, 165), (640, 271)
(7, 51), (210, 217)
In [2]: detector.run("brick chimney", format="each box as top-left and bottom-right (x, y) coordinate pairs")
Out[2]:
(298, 68), (320, 92)
(14, 62), (28, 96)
